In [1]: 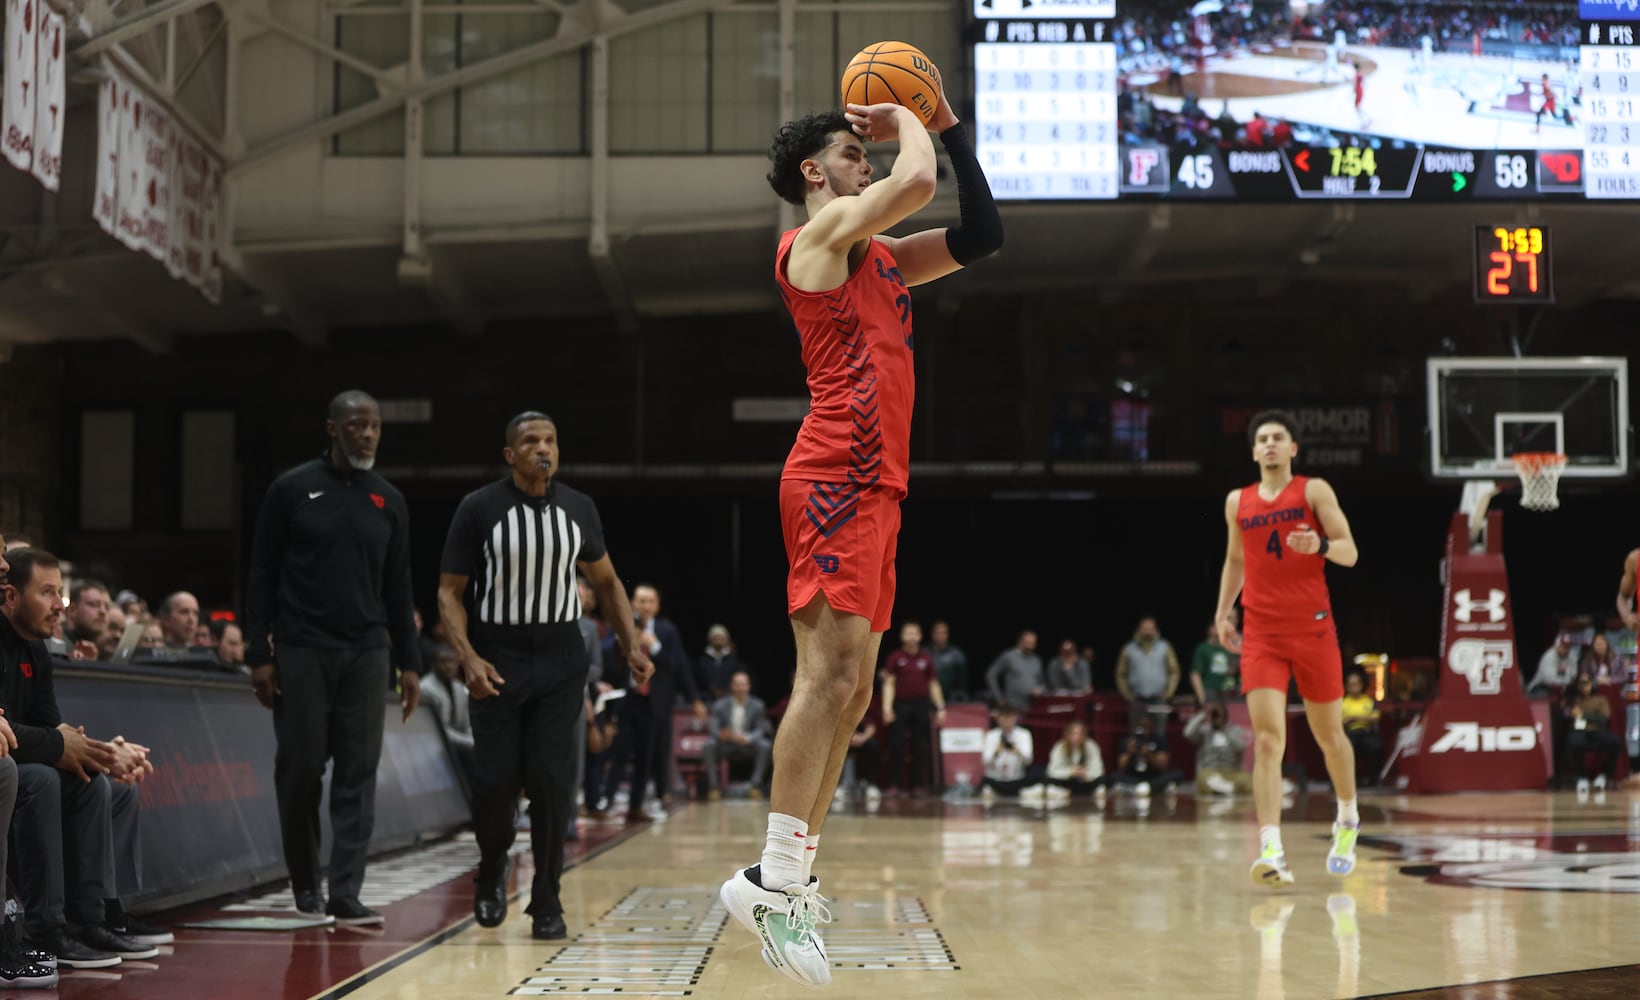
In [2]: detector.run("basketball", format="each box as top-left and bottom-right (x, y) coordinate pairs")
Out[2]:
(841, 41), (941, 125)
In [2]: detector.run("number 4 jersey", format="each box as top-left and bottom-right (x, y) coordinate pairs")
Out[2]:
(1237, 475), (1334, 634)
(776, 227), (915, 493)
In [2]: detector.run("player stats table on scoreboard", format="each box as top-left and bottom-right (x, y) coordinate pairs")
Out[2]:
(973, 0), (1120, 199)
(1582, 1), (1640, 197)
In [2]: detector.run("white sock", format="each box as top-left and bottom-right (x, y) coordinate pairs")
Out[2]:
(760, 813), (809, 889)
(1260, 825), (1283, 854)
(801, 834), (819, 883)
(1337, 798), (1359, 826)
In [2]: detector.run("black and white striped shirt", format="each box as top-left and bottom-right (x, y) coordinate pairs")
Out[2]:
(440, 478), (606, 626)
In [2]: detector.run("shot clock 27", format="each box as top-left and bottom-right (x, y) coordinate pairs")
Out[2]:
(1473, 225), (1553, 304)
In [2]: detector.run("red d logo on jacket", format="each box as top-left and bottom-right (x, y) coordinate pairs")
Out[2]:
(370, 494), (385, 509)
(19, 660), (33, 679)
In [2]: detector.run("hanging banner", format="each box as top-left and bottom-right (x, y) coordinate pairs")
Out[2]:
(28, 7), (63, 190)
(2, 0), (39, 172)
(93, 76), (120, 233)
(94, 63), (223, 303)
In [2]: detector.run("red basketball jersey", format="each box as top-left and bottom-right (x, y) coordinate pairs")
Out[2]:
(776, 227), (915, 492)
(1237, 475), (1334, 634)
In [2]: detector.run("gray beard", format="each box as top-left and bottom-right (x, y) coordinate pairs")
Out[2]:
(344, 451), (376, 471)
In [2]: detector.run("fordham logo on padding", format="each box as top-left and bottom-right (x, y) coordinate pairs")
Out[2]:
(1447, 638), (1512, 695)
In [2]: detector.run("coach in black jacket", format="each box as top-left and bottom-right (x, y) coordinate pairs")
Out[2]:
(610, 585), (705, 822)
(243, 390), (422, 926)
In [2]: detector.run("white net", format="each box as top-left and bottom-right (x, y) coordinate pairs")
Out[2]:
(1512, 453), (1566, 511)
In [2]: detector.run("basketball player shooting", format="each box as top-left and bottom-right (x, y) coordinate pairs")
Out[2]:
(719, 54), (1003, 988)
(1213, 411), (1363, 889)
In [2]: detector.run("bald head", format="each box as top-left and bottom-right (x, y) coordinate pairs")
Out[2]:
(330, 390), (378, 421)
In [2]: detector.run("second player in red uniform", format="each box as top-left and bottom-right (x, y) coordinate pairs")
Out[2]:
(1214, 410), (1363, 888)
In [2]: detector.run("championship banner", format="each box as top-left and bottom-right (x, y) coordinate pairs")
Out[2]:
(93, 63), (224, 303)
(28, 7), (63, 190)
(92, 76), (120, 233)
(2, 0), (39, 173)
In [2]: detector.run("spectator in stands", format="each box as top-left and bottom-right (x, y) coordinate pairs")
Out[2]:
(209, 620), (246, 671)
(1112, 712), (1182, 795)
(1527, 634), (1579, 697)
(155, 592), (200, 649)
(986, 630), (1045, 711)
(1579, 633), (1617, 684)
(979, 706), (1037, 800)
(1340, 671), (1382, 786)
(0, 548), (165, 968)
(191, 623), (213, 647)
(113, 590), (146, 621)
(64, 579), (111, 649)
(1047, 639), (1093, 695)
(703, 671), (772, 800)
(881, 621), (946, 798)
(837, 691), (882, 804)
(1190, 616), (1239, 705)
(137, 622), (163, 649)
(929, 620), (970, 702)
(696, 624), (744, 702)
(1046, 719), (1105, 796)
(1116, 617), (1181, 715)
(95, 605), (128, 661)
(1186, 701), (1252, 795)
(1563, 672), (1623, 792)
(419, 644), (477, 801)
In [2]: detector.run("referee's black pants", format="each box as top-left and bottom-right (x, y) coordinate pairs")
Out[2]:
(272, 645), (389, 904)
(470, 623), (586, 918)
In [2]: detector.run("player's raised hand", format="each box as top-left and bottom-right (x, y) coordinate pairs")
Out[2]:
(845, 103), (914, 142)
(926, 65), (959, 132)
(1286, 524), (1323, 556)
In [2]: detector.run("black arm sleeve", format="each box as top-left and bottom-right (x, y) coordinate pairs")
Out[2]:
(940, 123), (1004, 265)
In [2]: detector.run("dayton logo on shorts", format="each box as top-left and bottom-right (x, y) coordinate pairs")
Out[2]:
(1452, 588), (1505, 624)
(812, 554), (840, 575)
(369, 493), (386, 509)
(1446, 638), (1512, 695)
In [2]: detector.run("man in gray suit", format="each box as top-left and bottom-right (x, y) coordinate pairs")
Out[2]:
(703, 671), (771, 799)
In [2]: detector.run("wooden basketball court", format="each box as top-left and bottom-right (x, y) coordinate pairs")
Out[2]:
(96, 789), (1628, 1000)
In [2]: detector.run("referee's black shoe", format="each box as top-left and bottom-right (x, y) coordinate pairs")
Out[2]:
(531, 914), (566, 941)
(474, 859), (510, 928)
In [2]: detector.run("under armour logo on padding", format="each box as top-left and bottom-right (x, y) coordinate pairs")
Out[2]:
(1453, 588), (1506, 624)
(813, 554), (840, 575)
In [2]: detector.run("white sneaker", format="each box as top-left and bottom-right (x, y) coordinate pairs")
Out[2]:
(864, 784), (882, 803)
(979, 785), (997, 805)
(1594, 775), (1608, 791)
(1250, 844), (1295, 889)
(1576, 778), (1592, 796)
(1045, 785), (1071, 801)
(719, 867), (830, 987)
(1280, 778), (1297, 796)
(1020, 784), (1047, 803)
(1134, 781), (1152, 798)
(1205, 774), (1236, 796)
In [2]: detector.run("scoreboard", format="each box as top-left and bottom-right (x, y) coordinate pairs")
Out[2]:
(971, 0), (1639, 201)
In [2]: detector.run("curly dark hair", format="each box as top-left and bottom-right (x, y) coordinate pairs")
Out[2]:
(1246, 409), (1300, 447)
(766, 111), (851, 206)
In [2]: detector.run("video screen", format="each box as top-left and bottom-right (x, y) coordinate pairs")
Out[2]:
(972, 0), (1634, 199)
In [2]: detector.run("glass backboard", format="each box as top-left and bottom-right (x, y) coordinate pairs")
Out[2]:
(1427, 357), (1629, 479)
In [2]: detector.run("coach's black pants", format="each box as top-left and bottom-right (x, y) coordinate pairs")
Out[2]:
(470, 623), (586, 918)
(619, 693), (675, 812)
(14, 764), (116, 935)
(889, 697), (935, 792)
(272, 645), (389, 904)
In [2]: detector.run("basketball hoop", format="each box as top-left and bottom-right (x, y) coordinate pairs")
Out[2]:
(1511, 452), (1567, 511)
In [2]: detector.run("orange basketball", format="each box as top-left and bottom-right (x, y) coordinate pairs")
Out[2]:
(841, 41), (941, 126)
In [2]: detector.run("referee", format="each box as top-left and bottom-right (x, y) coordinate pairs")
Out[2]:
(437, 411), (652, 939)
(245, 390), (422, 926)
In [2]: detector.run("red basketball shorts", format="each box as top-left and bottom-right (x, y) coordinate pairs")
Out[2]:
(1240, 626), (1344, 703)
(780, 478), (902, 632)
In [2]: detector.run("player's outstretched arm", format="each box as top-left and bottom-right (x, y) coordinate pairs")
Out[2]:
(879, 77), (1004, 287)
(800, 103), (937, 255)
(1302, 478), (1359, 567)
(1617, 549), (1640, 630)
(1214, 489), (1244, 647)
